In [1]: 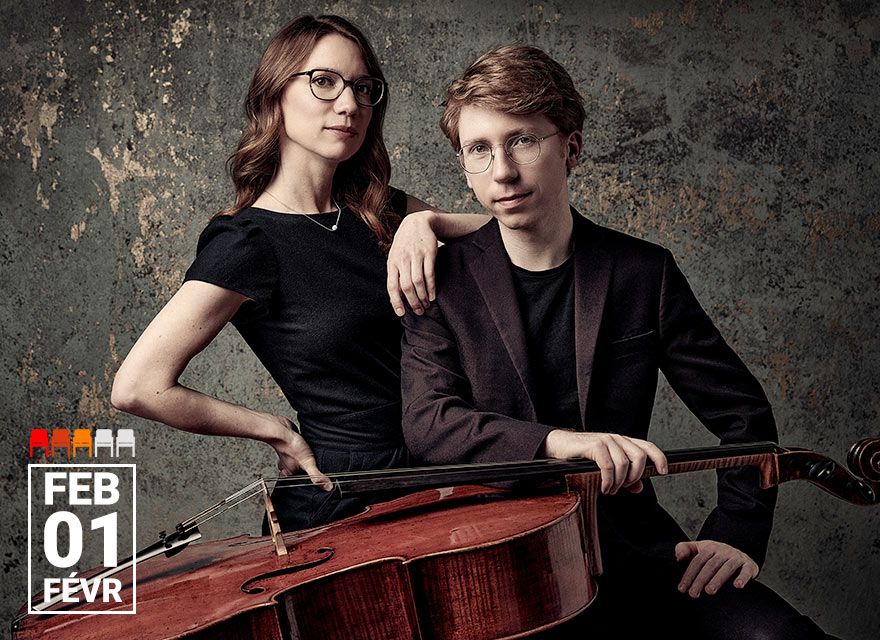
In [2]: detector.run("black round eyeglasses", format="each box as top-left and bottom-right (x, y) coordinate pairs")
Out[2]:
(291, 69), (385, 107)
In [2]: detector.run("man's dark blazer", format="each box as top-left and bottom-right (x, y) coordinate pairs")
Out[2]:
(400, 210), (778, 570)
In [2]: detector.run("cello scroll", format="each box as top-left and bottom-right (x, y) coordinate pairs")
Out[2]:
(847, 438), (880, 483)
(775, 438), (879, 505)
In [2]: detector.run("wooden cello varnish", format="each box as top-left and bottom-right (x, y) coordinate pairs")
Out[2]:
(16, 485), (595, 640)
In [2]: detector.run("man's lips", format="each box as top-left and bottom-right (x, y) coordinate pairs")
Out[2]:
(494, 192), (531, 205)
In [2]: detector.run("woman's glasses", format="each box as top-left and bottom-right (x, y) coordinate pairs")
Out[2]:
(291, 69), (385, 107)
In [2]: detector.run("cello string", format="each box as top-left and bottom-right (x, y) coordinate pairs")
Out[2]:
(259, 441), (778, 491)
(179, 479), (265, 529)
(182, 460), (560, 529)
(191, 487), (267, 528)
(174, 444), (777, 534)
(267, 458), (568, 491)
(271, 461), (550, 483)
(263, 446), (771, 492)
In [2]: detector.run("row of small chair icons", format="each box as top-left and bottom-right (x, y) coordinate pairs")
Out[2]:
(29, 429), (136, 458)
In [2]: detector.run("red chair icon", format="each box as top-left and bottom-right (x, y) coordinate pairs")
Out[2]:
(29, 429), (49, 457)
(51, 429), (71, 457)
(72, 429), (92, 457)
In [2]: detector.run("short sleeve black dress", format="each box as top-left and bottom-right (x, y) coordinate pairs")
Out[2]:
(184, 188), (411, 531)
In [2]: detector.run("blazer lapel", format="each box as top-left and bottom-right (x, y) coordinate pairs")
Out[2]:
(571, 212), (613, 428)
(465, 220), (538, 417)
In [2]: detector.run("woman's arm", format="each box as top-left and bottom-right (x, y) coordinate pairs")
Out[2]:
(386, 195), (488, 317)
(111, 280), (329, 486)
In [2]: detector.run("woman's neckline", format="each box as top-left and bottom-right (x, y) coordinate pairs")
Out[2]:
(248, 205), (347, 217)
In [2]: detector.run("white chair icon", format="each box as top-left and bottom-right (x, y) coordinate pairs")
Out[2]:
(94, 429), (115, 456)
(116, 429), (136, 457)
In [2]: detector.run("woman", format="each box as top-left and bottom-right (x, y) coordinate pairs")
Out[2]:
(111, 14), (484, 531)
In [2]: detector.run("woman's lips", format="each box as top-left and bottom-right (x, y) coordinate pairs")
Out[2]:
(327, 126), (358, 138)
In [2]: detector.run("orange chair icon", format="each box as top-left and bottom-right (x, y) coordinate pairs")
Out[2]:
(51, 429), (71, 457)
(72, 429), (93, 457)
(29, 429), (49, 457)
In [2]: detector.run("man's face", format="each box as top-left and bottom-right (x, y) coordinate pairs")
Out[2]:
(456, 106), (579, 232)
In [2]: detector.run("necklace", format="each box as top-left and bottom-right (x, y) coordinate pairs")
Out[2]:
(263, 190), (342, 232)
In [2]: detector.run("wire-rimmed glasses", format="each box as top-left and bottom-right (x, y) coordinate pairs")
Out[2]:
(457, 132), (559, 174)
(291, 69), (385, 107)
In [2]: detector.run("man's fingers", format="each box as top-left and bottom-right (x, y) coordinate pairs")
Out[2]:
(605, 440), (631, 494)
(675, 541), (698, 561)
(678, 547), (712, 595)
(617, 439), (648, 487)
(643, 441), (668, 475)
(733, 561), (758, 589)
(686, 554), (728, 598)
(624, 479), (644, 493)
(626, 437), (667, 475)
(704, 559), (740, 595)
(590, 447), (616, 494)
(676, 542), (758, 597)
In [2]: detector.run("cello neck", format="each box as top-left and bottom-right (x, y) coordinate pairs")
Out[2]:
(333, 440), (879, 506)
(336, 441), (783, 495)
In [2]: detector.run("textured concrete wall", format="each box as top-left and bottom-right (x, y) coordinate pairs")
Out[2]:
(2, 0), (878, 637)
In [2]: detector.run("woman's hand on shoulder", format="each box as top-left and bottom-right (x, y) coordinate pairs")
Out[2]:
(387, 195), (490, 317)
(387, 197), (442, 317)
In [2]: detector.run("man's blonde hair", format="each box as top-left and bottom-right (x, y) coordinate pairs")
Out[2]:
(440, 45), (586, 149)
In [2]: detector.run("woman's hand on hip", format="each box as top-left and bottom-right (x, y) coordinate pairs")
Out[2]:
(265, 414), (332, 491)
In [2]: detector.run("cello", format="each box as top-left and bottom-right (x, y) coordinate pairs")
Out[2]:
(13, 439), (880, 640)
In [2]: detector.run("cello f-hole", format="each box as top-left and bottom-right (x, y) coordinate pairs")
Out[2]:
(241, 548), (335, 594)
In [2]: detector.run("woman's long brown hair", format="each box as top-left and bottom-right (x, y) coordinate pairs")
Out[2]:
(218, 15), (398, 250)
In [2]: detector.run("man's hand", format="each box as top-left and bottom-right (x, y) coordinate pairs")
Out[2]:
(387, 211), (438, 317)
(541, 430), (668, 494)
(675, 540), (759, 598)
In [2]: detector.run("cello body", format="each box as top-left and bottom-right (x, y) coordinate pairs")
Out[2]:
(14, 485), (595, 640)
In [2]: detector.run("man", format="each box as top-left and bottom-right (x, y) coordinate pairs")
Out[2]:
(400, 46), (831, 639)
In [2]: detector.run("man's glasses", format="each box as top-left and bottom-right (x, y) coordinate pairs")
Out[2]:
(291, 69), (385, 107)
(457, 132), (559, 174)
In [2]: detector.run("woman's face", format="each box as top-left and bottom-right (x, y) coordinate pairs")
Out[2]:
(278, 33), (374, 170)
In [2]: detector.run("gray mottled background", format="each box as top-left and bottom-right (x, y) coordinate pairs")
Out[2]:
(2, 0), (879, 637)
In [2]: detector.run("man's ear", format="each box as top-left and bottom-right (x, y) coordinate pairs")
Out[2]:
(565, 131), (583, 170)
(465, 173), (473, 190)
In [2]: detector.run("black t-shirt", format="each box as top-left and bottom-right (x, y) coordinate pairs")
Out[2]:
(510, 256), (581, 430)
(184, 189), (410, 530)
